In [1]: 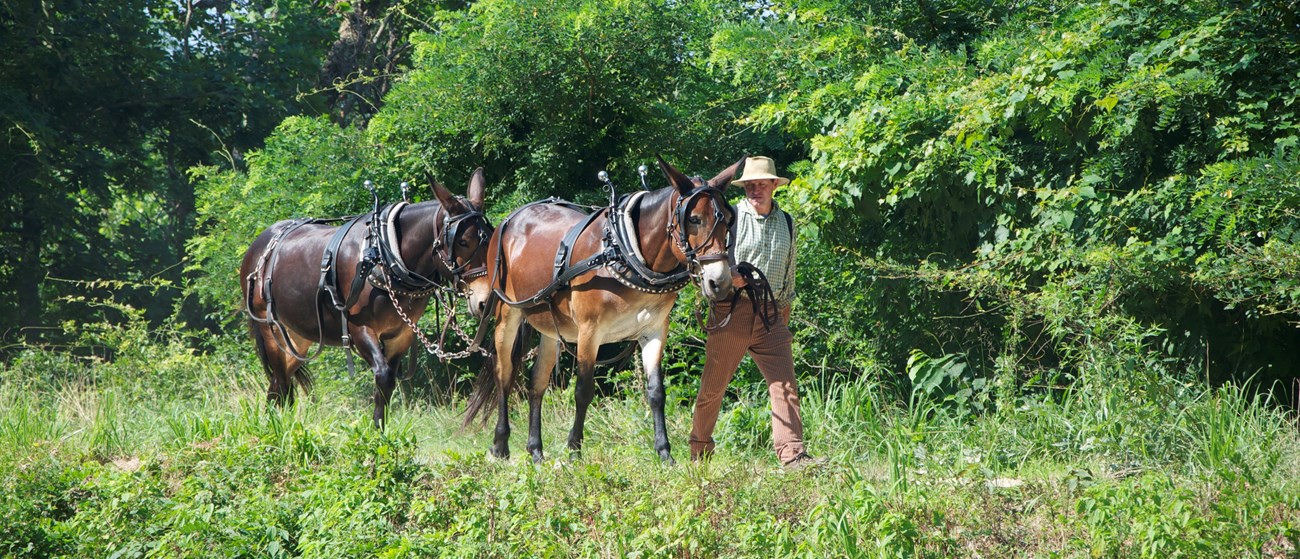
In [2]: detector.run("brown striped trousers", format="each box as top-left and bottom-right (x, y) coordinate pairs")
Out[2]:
(690, 299), (806, 464)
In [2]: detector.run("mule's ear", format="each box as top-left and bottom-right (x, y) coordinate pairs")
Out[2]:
(467, 167), (486, 209)
(428, 173), (459, 211)
(657, 155), (694, 194)
(707, 155), (746, 190)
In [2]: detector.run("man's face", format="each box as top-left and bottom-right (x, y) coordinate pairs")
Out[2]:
(742, 179), (778, 206)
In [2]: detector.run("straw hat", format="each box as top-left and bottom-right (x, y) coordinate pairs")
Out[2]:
(731, 156), (790, 187)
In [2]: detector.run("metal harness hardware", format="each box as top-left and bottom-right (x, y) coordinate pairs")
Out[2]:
(493, 183), (733, 310)
(366, 199), (493, 362)
(244, 191), (494, 376)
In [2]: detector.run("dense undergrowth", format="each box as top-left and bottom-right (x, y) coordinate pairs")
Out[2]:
(2, 317), (1297, 558)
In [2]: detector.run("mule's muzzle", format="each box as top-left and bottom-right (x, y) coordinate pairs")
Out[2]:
(698, 257), (735, 302)
(464, 274), (492, 319)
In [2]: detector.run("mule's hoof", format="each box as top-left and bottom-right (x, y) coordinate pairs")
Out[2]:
(488, 447), (510, 461)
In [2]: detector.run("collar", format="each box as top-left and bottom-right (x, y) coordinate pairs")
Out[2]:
(737, 198), (780, 220)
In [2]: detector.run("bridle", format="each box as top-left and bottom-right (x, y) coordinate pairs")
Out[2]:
(431, 196), (492, 293)
(666, 182), (735, 278)
(385, 196), (495, 361)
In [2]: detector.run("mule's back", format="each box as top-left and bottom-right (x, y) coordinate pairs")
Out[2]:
(489, 202), (606, 305)
(241, 219), (361, 343)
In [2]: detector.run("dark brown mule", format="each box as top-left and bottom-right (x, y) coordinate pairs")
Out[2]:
(240, 170), (495, 427)
(465, 158), (741, 463)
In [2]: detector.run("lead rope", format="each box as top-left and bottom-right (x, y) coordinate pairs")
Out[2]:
(702, 262), (778, 332)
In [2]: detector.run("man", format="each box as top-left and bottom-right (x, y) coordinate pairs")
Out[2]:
(689, 156), (820, 468)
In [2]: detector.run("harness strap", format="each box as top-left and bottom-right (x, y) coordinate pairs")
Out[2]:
(492, 198), (608, 310)
(554, 207), (608, 282)
(243, 219), (334, 364)
(245, 218), (311, 324)
(317, 214), (370, 377)
(319, 215), (368, 312)
(607, 191), (690, 291)
(493, 189), (724, 308)
(497, 244), (614, 309)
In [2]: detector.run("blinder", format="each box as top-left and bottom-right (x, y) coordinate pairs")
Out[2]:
(669, 184), (734, 267)
(432, 196), (491, 285)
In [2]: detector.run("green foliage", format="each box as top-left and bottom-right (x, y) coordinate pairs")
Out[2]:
(3, 334), (1297, 557)
(367, 0), (761, 200)
(907, 350), (989, 420)
(705, 0), (1300, 395)
(1072, 472), (1299, 558)
(0, 0), (335, 343)
(804, 481), (919, 559)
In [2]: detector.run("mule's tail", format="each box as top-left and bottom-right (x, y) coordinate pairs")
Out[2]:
(294, 364), (315, 396)
(462, 318), (533, 429)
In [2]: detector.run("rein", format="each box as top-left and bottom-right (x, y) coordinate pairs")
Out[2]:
(702, 261), (780, 333)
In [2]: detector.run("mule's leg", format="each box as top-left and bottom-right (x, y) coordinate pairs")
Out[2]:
(491, 309), (524, 459)
(253, 321), (308, 406)
(640, 324), (674, 464)
(381, 351), (405, 420)
(566, 328), (600, 459)
(526, 336), (559, 463)
(349, 326), (392, 429)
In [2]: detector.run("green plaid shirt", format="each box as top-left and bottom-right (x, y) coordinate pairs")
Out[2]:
(732, 199), (796, 306)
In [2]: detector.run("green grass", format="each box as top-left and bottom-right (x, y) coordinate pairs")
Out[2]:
(1, 344), (1298, 558)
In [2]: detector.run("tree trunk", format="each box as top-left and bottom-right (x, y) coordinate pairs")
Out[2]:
(16, 188), (43, 341)
(319, 0), (411, 127)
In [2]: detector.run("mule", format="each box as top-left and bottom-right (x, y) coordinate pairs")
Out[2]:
(465, 157), (742, 463)
(240, 169), (495, 427)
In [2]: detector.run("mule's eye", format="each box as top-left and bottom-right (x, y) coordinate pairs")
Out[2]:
(458, 239), (470, 248)
(688, 216), (702, 225)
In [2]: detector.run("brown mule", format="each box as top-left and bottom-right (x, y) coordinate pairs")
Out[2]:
(240, 170), (495, 427)
(465, 157), (742, 463)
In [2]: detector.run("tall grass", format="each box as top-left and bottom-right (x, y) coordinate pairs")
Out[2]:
(1, 334), (1297, 558)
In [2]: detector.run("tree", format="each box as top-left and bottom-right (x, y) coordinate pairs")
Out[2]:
(0, 0), (334, 345)
(711, 0), (1300, 392)
(316, 0), (463, 126)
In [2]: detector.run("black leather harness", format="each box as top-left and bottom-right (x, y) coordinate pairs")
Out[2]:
(246, 199), (490, 374)
(492, 185), (733, 310)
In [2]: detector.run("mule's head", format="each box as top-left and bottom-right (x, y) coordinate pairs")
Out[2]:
(430, 167), (494, 318)
(658, 156), (742, 302)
